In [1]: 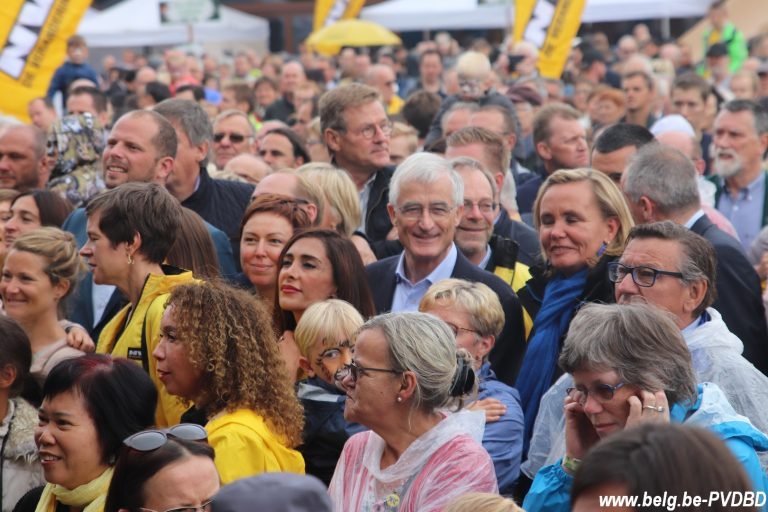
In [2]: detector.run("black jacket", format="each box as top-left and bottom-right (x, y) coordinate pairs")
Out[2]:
(690, 215), (768, 375)
(364, 165), (395, 243)
(493, 209), (542, 267)
(365, 250), (527, 386)
(182, 166), (254, 265)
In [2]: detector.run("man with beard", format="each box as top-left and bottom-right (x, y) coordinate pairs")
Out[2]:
(712, 100), (768, 251)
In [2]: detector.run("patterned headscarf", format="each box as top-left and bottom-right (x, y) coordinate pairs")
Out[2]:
(46, 113), (106, 207)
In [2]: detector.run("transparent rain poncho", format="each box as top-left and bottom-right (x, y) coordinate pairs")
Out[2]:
(522, 307), (768, 479)
(328, 410), (498, 512)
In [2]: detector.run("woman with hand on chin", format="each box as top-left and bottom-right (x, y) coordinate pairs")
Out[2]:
(84, 183), (193, 428)
(523, 303), (768, 512)
(515, 168), (634, 452)
(274, 229), (375, 383)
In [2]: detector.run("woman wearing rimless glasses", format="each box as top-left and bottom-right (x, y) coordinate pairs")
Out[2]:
(153, 281), (305, 485)
(14, 355), (157, 512)
(104, 424), (218, 512)
(523, 303), (768, 512)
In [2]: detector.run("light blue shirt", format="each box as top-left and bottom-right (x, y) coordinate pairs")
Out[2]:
(391, 243), (458, 312)
(357, 173), (377, 234)
(718, 172), (765, 251)
(478, 245), (492, 269)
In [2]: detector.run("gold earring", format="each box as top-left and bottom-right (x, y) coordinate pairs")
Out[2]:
(127, 252), (134, 265)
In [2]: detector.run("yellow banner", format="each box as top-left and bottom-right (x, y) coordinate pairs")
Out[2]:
(513, 0), (538, 43)
(0, 0), (91, 122)
(313, 0), (366, 32)
(537, 0), (585, 79)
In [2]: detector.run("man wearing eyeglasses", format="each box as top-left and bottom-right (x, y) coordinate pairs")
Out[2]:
(320, 84), (394, 251)
(212, 110), (255, 169)
(622, 144), (768, 374)
(365, 152), (526, 386)
(446, 126), (541, 268)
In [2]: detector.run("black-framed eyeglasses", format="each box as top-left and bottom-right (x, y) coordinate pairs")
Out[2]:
(335, 361), (402, 383)
(138, 500), (213, 512)
(124, 423), (208, 451)
(213, 132), (251, 144)
(607, 262), (685, 288)
(566, 382), (625, 406)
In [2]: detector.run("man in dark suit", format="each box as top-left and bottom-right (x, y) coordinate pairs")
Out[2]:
(365, 152), (527, 386)
(623, 144), (768, 374)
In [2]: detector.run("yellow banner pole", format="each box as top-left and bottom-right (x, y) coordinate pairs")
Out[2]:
(537, 0), (586, 79)
(514, 0), (539, 43)
(0, 0), (91, 122)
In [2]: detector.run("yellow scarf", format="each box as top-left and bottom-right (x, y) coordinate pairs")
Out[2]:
(34, 467), (114, 512)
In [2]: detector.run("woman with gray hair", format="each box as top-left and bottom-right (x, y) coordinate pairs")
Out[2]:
(329, 312), (497, 511)
(523, 303), (768, 512)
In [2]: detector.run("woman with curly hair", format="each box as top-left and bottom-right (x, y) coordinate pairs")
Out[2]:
(152, 280), (305, 484)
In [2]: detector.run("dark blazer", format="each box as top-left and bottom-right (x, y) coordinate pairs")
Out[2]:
(690, 215), (768, 375)
(366, 249), (527, 386)
(493, 209), (542, 267)
(182, 166), (254, 267)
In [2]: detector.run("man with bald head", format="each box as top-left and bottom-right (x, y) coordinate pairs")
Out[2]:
(252, 171), (322, 225)
(365, 64), (404, 115)
(0, 124), (49, 190)
(265, 61), (306, 122)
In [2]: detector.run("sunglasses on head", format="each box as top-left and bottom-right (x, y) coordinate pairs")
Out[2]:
(123, 423), (207, 451)
(213, 132), (248, 144)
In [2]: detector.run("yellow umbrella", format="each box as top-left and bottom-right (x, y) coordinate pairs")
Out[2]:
(306, 19), (401, 55)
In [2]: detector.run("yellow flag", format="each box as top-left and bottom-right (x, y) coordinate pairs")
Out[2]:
(0, 0), (91, 122)
(513, 0), (538, 43)
(313, 0), (367, 32)
(537, 0), (586, 79)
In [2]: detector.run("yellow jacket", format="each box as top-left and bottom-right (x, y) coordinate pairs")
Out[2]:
(206, 408), (305, 484)
(96, 268), (195, 427)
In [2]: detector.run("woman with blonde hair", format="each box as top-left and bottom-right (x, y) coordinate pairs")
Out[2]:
(420, 279), (524, 495)
(296, 163), (361, 237)
(295, 299), (366, 485)
(296, 164), (377, 265)
(516, 168), (634, 455)
(446, 493), (524, 512)
(1, 227), (86, 392)
(153, 280), (305, 484)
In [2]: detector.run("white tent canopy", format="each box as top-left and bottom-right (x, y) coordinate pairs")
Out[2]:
(361, 0), (708, 32)
(78, 0), (269, 48)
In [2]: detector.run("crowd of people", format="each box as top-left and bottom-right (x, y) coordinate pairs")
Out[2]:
(0, 0), (767, 509)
